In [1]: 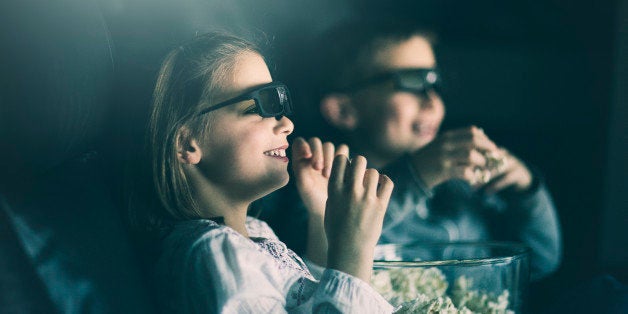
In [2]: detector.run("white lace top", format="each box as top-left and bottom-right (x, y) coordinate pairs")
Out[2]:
(154, 217), (393, 313)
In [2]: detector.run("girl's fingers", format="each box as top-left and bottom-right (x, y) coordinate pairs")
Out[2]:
(325, 143), (349, 178)
(291, 137), (312, 161)
(347, 155), (367, 191)
(329, 154), (349, 191)
(363, 168), (380, 196)
(376, 175), (394, 204)
(322, 142), (335, 178)
(335, 144), (349, 158)
(307, 137), (324, 170)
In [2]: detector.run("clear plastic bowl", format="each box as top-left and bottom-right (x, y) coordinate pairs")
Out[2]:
(372, 241), (530, 313)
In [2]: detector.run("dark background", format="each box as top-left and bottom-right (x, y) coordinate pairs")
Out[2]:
(102, 0), (628, 308)
(1, 0), (626, 311)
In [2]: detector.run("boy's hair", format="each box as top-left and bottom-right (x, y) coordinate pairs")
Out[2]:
(148, 32), (261, 222)
(310, 19), (437, 98)
(293, 19), (436, 141)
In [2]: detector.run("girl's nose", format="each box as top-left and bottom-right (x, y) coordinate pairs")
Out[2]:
(275, 115), (294, 135)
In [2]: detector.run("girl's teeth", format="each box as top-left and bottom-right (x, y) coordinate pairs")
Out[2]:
(265, 149), (285, 157)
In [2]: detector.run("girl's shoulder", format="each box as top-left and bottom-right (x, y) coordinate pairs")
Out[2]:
(245, 216), (278, 240)
(161, 219), (233, 256)
(162, 217), (278, 256)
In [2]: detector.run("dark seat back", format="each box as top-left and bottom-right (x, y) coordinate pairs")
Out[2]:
(0, 0), (154, 312)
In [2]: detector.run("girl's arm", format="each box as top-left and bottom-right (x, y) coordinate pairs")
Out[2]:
(291, 137), (349, 267)
(324, 154), (394, 282)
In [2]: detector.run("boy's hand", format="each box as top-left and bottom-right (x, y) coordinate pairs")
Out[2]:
(291, 137), (349, 218)
(410, 126), (532, 192)
(482, 149), (533, 194)
(325, 155), (394, 282)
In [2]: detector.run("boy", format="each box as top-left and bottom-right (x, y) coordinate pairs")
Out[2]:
(265, 20), (561, 281)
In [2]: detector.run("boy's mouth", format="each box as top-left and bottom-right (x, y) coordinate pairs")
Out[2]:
(412, 122), (437, 137)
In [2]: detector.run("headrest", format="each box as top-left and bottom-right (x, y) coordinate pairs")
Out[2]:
(0, 0), (114, 187)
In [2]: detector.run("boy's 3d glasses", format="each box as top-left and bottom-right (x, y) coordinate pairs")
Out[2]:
(197, 82), (293, 119)
(345, 68), (440, 95)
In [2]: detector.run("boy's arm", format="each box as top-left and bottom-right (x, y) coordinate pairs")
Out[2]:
(486, 170), (562, 281)
(386, 154), (562, 281)
(378, 154), (435, 235)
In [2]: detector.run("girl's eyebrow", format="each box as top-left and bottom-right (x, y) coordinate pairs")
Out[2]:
(239, 99), (256, 106)
(233, 99), (256, 111)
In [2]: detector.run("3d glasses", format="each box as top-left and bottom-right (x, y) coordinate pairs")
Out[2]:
(345, 68), (440, 95)
(197, 82), (293, 119)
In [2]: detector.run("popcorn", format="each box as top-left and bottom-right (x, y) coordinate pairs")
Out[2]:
(371, 268), (514, 314)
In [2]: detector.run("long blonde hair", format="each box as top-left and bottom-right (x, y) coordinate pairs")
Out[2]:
(149, 32), (260, 220)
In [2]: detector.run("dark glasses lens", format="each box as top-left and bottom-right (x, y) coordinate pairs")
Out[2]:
(343, 68), (440, 95)
(195, 82), (293, 119)
(395, 69), (440, 93)
(257, 84), (292, 117)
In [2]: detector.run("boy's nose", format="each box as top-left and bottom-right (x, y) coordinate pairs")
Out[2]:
(419, 90), (442, 110)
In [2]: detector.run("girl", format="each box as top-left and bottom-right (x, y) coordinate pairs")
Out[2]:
(146, 32), (394, 313)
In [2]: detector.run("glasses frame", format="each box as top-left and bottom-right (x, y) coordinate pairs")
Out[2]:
(196, 81), (293, 118)
(344, 68), (440, 95)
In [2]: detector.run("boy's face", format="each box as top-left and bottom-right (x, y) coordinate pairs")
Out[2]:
(197, 52), (294, 201)
(351, 36), (445, 165)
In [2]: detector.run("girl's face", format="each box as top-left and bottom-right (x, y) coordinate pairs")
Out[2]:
(196, 52), (294, 200)
(354, 36), (445, 162)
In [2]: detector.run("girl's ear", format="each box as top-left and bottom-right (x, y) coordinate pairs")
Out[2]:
(320, 94), (358, 131)
(176, 127), (202, 165)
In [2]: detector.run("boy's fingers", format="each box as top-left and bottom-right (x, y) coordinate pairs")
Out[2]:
(447, 165), (474, 182)
(443, 125), (483, 139)
(442, 126), (497, 152)
(447, 148), (486, 167)
(484, 173), (514, 194)
(307, 137), (324, 170)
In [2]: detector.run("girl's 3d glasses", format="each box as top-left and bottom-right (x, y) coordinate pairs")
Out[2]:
(197, 82), (293, 119)
(345, 68), (440, 95)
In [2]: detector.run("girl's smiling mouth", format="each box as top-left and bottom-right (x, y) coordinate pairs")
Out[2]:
(264, 145), (289, 161)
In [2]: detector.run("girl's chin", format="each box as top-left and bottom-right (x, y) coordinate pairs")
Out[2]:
(281, 173), (291, 187)
(251, 172), (290, 200)
(265, 173), (290, 193)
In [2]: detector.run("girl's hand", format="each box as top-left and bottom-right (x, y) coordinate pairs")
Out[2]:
(324, 155), (394, 282)
(291, 137), (349, 218)
(410, 126), (501, 189)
